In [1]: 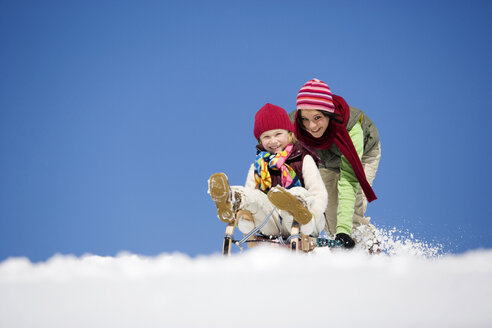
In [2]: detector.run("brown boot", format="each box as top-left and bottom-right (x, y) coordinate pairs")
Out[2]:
(209, 173), (234, 223)
(267, 186), (312, 225)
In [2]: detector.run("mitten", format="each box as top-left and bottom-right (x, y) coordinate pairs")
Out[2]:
(335, 233), (355, 249)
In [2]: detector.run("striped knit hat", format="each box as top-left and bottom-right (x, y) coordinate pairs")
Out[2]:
(296, 78), (335, 113)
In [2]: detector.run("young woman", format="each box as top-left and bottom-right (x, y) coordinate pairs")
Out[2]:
(292, 79), (381, 249)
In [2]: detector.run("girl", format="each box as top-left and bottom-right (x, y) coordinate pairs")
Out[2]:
(292, 78), (381, 250)
(208, 103), (327, 239)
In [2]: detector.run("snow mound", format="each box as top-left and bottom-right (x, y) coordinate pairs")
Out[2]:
(1, 248), (492, 328)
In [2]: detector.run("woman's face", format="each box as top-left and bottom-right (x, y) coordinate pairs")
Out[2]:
(300, 109), (330, 138)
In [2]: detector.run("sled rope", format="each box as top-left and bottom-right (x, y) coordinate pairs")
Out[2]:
(276, 215), (301, 245)
(235, 209), (275, 247)
(277, 215), (287, 245)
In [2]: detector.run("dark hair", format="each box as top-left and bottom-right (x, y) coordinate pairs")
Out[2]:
(296, 109), (343, 130)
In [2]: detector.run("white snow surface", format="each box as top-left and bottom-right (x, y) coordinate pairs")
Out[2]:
(1, 243), (492, 328)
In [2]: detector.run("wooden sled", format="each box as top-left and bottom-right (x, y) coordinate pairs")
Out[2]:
(222, 212), (343, 256)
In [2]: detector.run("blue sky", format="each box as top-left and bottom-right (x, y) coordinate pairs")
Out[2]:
(1, 0), (491, 262)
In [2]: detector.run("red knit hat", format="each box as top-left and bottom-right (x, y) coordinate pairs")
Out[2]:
(296, 78), (335, 113)
(253, 103), (294, 139)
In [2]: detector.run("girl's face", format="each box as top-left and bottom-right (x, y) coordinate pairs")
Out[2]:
(300, 109), (330, 138)
(259, 129), (290, 154)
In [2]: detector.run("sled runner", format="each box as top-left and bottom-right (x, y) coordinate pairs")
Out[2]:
(222, 211), (345, 256)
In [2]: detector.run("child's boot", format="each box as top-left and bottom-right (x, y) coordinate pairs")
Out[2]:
(267, 186), (312, 225)
(209, 173), (235, 223)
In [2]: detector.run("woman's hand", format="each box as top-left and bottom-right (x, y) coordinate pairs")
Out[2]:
(335, 233), (355, 248)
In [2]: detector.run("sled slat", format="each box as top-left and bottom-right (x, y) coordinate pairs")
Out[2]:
(222, 221), (236, 256)
(290, 222), (300, 252)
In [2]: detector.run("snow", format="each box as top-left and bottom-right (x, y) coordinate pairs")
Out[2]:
(1, 244), (492, 328)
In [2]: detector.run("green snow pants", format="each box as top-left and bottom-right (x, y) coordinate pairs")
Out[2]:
(320, 142), (381, 239)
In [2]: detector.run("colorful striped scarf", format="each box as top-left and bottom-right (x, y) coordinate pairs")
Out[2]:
(254, 144), (301, 192)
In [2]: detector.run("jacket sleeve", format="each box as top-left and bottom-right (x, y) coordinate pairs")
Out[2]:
(336, 122), (364, 235)
(302, 155), (328, 227)
(245, 163), (256, 189)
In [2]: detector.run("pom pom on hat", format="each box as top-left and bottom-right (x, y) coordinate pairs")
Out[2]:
(296, 78), (335, 113)
(254, 103), (294, 139)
